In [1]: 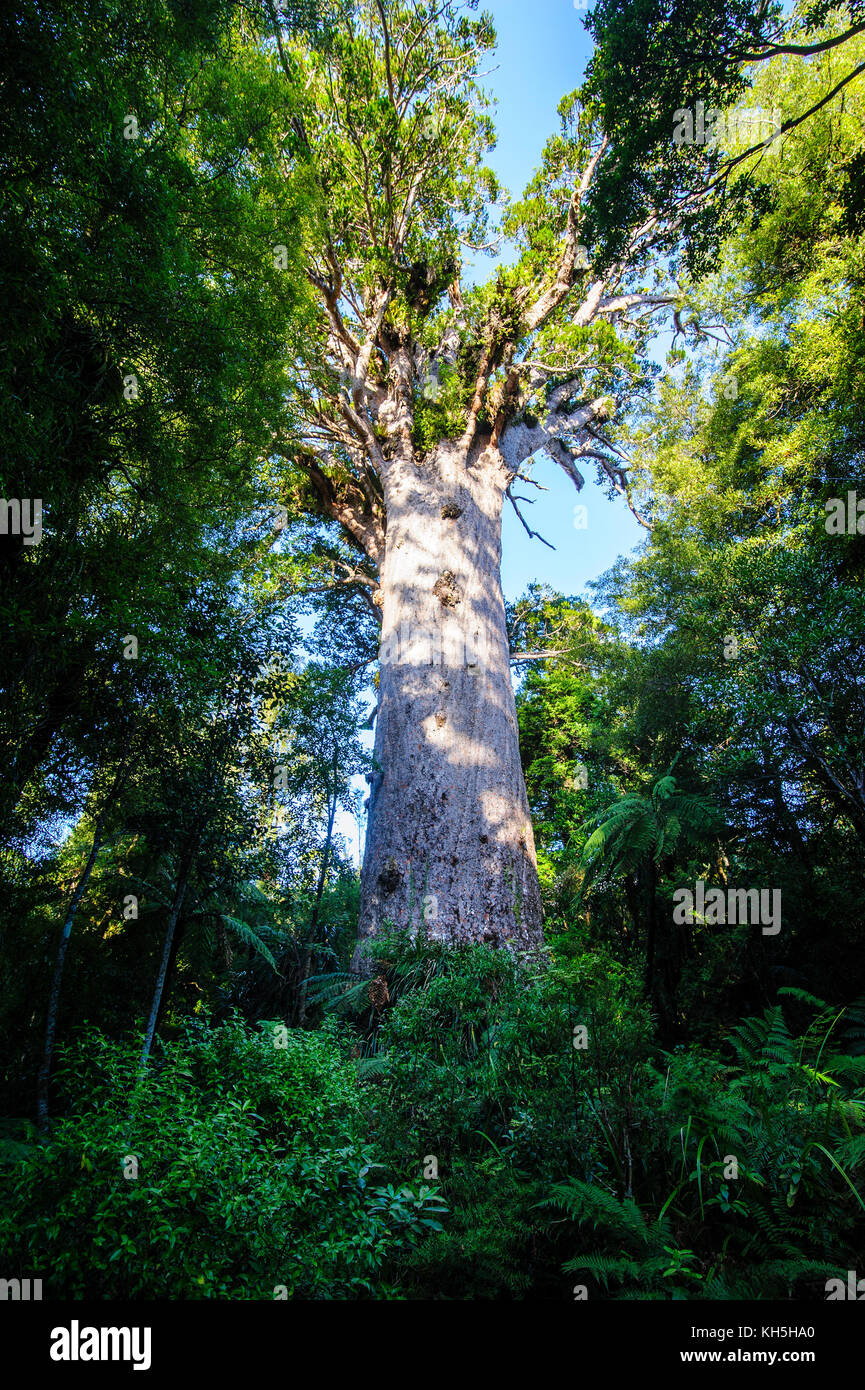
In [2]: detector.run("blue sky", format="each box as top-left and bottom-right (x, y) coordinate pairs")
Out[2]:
(474, 0), (646, 603)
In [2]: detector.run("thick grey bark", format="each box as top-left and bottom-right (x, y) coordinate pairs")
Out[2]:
(353, 438), (543, 970)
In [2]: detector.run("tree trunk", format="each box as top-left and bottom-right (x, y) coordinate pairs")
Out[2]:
(138, 853), (194, 1071)
(36, 811), (107, 1128)
(643, 860), (658, 1001)
(297, 747), (338, 1024)
(353, 439), (543, 969)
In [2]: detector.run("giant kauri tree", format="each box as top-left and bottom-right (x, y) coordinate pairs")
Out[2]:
(274, 0), (730, 964)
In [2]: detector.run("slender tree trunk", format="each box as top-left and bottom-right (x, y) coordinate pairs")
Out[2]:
(354, 439), (543, 969)
(643, 861), (658, 1000)
(623, 873), (641, 955)
(645, 859), (677, 1040)
(36, 810), (107, 1128)
(139, 854), (194, 1071)
(297, 747), (338, 1024)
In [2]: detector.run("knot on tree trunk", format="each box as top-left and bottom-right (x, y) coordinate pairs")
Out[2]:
(378, 856), (401, 893)
(433, 570), (461, 607)
(441, 500), (462, 519)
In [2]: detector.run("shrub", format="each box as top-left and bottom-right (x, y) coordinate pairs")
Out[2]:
(0, 1015), (445, 1299)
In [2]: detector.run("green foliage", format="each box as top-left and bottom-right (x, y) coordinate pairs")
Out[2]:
(341, 938), (657, 1297)
(553, 994), (865, 1298)
(508, 31), (865, 1040)
(0, 1016), (445, 1299)
(2, 935), (864, 1300)
(580, 770), (721, 900)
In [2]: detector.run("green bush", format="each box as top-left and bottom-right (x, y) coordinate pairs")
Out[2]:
(0, 1015), (445, 1299)
(336, 942), (865, 1299)
(551, 994), (865, 1298)
(4, 944), (862, 1301)
(353, 937), (655, 1298)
